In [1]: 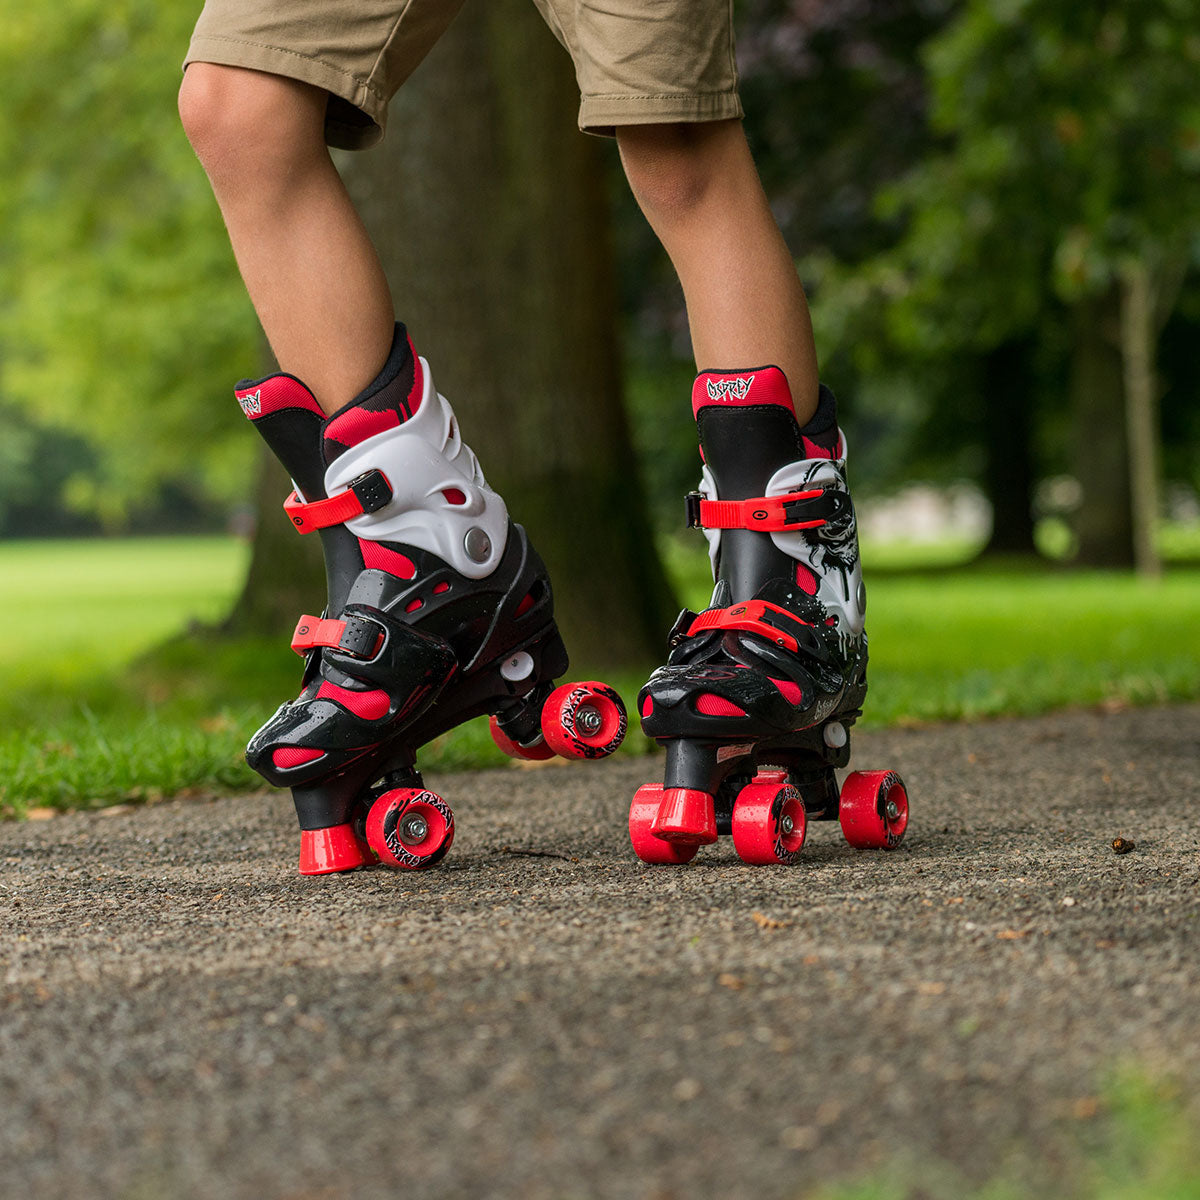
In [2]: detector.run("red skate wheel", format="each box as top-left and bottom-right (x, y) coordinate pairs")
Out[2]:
(541, 682), (627, 760)
(365, 787), (455, 869)
(629, 784), (699, 865)
(839, 770), (909, 849)
(488, 715), (555, 761)
(731, 778), (807, 865)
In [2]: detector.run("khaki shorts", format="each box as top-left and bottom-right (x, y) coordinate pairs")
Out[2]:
(184, 0), (743, 149)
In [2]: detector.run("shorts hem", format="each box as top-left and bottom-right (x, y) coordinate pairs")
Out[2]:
(578, 90), (744, 137)
(183, 34), (387, 149)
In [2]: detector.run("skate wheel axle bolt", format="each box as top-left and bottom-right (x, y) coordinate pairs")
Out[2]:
(885, 800), (900, 822)
(399, 812), (429, 845)
(575, 705), (603, 736)
(781, 814), (795, 835)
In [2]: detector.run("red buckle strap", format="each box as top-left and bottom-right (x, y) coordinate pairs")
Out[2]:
(686, 600), (810, 653)
(685, 489), (827, 533)
(291, 614), (384, 659)
(283, 469), (392, 534)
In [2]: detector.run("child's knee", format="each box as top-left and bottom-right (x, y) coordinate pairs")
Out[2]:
(617, 121), (745, 224)
(178, 63), (322, 184)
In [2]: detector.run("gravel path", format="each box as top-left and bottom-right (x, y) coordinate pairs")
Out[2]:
(2, 703), (1198, 1199)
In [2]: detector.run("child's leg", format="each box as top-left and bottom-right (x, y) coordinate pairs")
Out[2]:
(616, 119), (819, 424)
(178, 63), (394, 412)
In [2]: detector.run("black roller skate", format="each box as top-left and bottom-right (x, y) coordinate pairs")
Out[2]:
(237, 324), (626, 875)
(630, 367), (908, 865)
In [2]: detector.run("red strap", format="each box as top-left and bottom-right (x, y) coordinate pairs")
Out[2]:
(283, 469), (393, 534)
(292, 616), (349, 656)
(290, 615), (382, 662)
(686, 600), (809, 653)
(284, 489), (367, 534)
(691, 489), (826, 532)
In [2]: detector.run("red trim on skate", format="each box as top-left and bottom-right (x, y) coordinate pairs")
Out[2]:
(687, 489), (827, 533)
(692, 366), (795, 418)
(235, 375), (324, 420)
(686, 600), (810, 654)
(802, 434), (841, 462)
(359, 540), (417, 580)
(316, 681), (390, 720)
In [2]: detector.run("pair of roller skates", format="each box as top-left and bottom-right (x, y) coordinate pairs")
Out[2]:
(238, 328), (906, 875)
(237, 324), (627, 875)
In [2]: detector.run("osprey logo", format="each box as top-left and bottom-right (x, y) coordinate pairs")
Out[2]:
(706, 375), (754, 402)
(238, 389), (263, 417)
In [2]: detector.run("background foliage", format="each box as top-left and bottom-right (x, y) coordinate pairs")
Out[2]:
(1, 0), (1198, 552)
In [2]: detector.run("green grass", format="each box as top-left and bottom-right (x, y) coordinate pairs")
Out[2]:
(2, 533), (1199, 815)
(805, 1071), (1200, 1200)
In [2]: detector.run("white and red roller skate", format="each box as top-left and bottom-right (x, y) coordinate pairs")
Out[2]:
(630, 367), (908, 865)
(237, 323), (626, 875)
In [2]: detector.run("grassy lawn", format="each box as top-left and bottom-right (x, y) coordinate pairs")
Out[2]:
(2, 533), (1198, 815)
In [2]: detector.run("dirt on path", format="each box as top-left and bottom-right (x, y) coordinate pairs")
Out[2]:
(2, 703), (1198, 1200)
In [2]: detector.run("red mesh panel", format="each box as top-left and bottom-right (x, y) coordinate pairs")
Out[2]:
(359, 540), (416, 580)
(695, 694), (746, 718)
(770, 678), (803, 705)
(324, 406), (401, 448)
(795, 564), (819, 595)
(317, 682), (390, 720)
(273, 746), (325, 770)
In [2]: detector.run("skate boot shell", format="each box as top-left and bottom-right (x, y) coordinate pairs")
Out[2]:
(238, 324), (626, 874)
(630, 367), (908, 865)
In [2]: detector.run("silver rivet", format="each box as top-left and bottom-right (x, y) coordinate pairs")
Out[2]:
(464, 527), (491, 563)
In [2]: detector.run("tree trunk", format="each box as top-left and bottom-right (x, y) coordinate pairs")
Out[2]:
(1119, 259), (1162, 579)
(1071, 289), (1135, 567)
(979, 337), (1038, 557)
(339, 0), (676, 669)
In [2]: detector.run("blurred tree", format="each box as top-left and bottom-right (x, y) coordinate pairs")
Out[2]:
(814, 0), (1200, 568)
(0, 0), (257, 529)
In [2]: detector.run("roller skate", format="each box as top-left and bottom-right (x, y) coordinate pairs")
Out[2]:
(630, 367), (908, 865)
(237, 323), (626, 875)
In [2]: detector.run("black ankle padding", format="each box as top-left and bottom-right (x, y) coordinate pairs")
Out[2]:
(348, 322), (413, 408)
(800, 384), (840, 438)
(252, 407), (329, 500)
